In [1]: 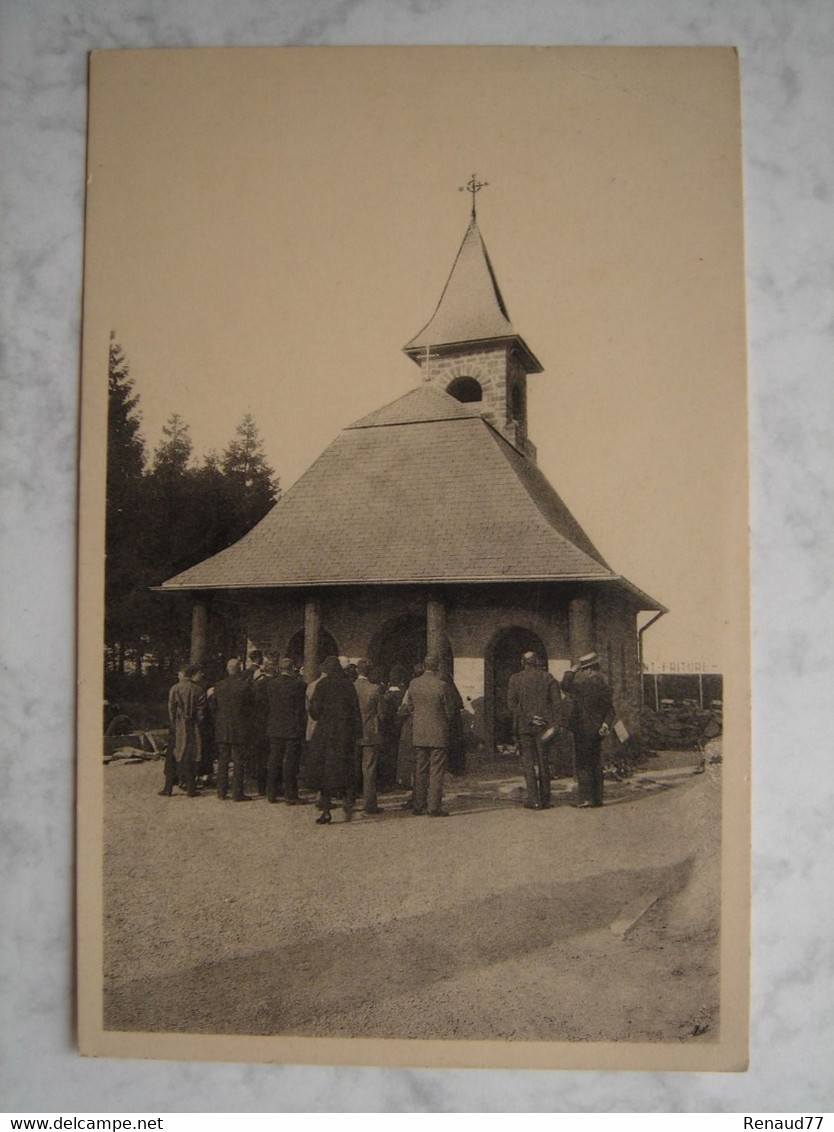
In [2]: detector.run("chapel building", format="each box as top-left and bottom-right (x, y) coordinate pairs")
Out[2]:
(160, 209), (665, 751)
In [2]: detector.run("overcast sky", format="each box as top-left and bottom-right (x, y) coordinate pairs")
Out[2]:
(84, 47), (748, 668)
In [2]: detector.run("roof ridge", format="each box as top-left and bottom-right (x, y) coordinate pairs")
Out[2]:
(347, 384), (482, 429)
(483, 423), (613, 573)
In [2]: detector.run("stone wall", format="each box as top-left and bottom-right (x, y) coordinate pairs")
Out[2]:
(239, 582), (644, 746)
(418, 342), (532, 455)
(593, 589), (642, 731)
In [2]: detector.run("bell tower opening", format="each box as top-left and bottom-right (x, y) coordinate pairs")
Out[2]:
(510, 381), (523, 421)
(447, 376), (483, 403)
(403, 208), (544, 462)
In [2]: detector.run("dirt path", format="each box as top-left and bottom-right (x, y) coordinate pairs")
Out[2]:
(103, 756), (720, 1043)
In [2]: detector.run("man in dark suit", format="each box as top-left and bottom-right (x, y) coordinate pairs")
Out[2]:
(402, 654), (456, 817)
(507, 651), (562, 810)
(354, 658), (383, 814)
(561, 651), (616, 808)
(212, 657), (254, 801)
(265, 657), (308, 804)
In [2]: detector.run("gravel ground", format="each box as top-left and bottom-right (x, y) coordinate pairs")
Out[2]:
(103, 754), (720, 1043)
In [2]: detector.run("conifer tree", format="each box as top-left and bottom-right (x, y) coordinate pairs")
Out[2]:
(105, 334), (147, 672)
(220, 413), (279, 540)
(151, 412), (193, 477)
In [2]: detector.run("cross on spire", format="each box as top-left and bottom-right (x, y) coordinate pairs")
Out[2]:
(459, 173), (489, 219)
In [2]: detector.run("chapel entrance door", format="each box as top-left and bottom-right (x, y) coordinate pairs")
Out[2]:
(486, 626), (548, 752)
(372, 614), (453, 681)
(285, 627), (340, 671)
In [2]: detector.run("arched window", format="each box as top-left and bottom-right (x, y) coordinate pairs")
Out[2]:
(447, 376), (482, 403)
(286, 627), (339, 669)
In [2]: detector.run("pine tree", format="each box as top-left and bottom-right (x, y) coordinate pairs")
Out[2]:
(220, 413), (279, 540)
(107, 334), (145, 501)
(151, 412), (193, 477)
(105, 334), (147, 672)
(145, 414), (201, 579)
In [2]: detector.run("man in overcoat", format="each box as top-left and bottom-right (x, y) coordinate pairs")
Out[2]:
(354, 658), (383, 814)
(402, 654), (456, 817)
(561, 651), (616, 808)
(306, 655), (362, 822)
(507, 651), (562, 809)
(162, 664), (206, 797)
(212, 657), (254, 801)
(379, 663), (408, 790)
(265, 657), (308, 804)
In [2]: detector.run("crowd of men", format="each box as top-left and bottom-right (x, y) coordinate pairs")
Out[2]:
(162, 647), (616, 820)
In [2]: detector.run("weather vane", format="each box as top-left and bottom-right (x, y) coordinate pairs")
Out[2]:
(459, 173), (489, 219)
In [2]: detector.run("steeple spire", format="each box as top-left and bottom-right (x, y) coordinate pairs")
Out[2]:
(403, 213), (541, 374)
(403, 203), (546, 461)
(459, 172), (489, 219)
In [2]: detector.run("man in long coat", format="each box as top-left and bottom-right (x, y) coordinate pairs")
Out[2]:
(442, 669), (467, 777)
(163, 664), (206, 796)
(212, 657), (254, 801)
(561, 651), (616, 808)
(402, 654), (456, 817)
(306, 655), (362, 820)
(265, 657), (308, 804)
(250, 659), (276, 795)
(507, 651), (562, 809)
(354, 658), (383, 814)
(379, 663), (408, 790)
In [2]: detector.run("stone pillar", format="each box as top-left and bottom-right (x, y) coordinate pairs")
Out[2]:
(303, 599), (321, 683)
(426, 595), (446, 659)
(189, 599), (209, 666)
(568, 594), (594, 663)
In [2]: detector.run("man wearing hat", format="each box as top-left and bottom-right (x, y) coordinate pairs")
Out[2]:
(507, 651), (562, 810)
(561, 652), (616, 808)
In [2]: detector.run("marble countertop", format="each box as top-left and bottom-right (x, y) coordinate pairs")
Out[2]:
(1, 0), (832, 1114)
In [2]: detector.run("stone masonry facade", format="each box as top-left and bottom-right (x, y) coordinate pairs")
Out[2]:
(241, 580), (643, 750)
(417, 343), (536, 460)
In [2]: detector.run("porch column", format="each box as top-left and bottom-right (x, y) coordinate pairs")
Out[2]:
(568, 594), (594, 663)
(426, 595), (446, 659)
(189, 598), (209, 666)
(303, 599), (321, 683)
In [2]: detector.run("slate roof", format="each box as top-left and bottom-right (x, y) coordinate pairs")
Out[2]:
(160, 386), (661, 608)
(403, 218), (543, 373)
(348, 385), (483, 429)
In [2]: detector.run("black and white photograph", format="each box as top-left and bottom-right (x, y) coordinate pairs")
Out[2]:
(76, 46), (751, 1071)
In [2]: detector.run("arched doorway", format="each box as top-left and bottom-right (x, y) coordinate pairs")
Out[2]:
(370, 614), (453, 681)
(485, 626), (548, 751)
(285, 627), (340, 669)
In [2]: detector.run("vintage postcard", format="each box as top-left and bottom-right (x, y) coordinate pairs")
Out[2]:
(77, 46), (750, 1070)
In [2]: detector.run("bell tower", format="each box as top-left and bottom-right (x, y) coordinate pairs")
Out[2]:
(403, 178), (544, 460)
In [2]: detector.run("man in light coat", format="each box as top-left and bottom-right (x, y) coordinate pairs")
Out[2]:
(402, 654), (456, 816)
(163, 664), (206, 797)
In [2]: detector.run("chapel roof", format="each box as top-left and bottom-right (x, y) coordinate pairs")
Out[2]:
(159, 387), (661, 608)
(403, 218), (543, 373)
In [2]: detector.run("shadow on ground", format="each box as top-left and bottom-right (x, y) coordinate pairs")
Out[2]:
(105, 855), (693, 1037)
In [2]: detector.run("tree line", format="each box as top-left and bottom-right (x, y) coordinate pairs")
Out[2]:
(105, 334), (279, 694)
